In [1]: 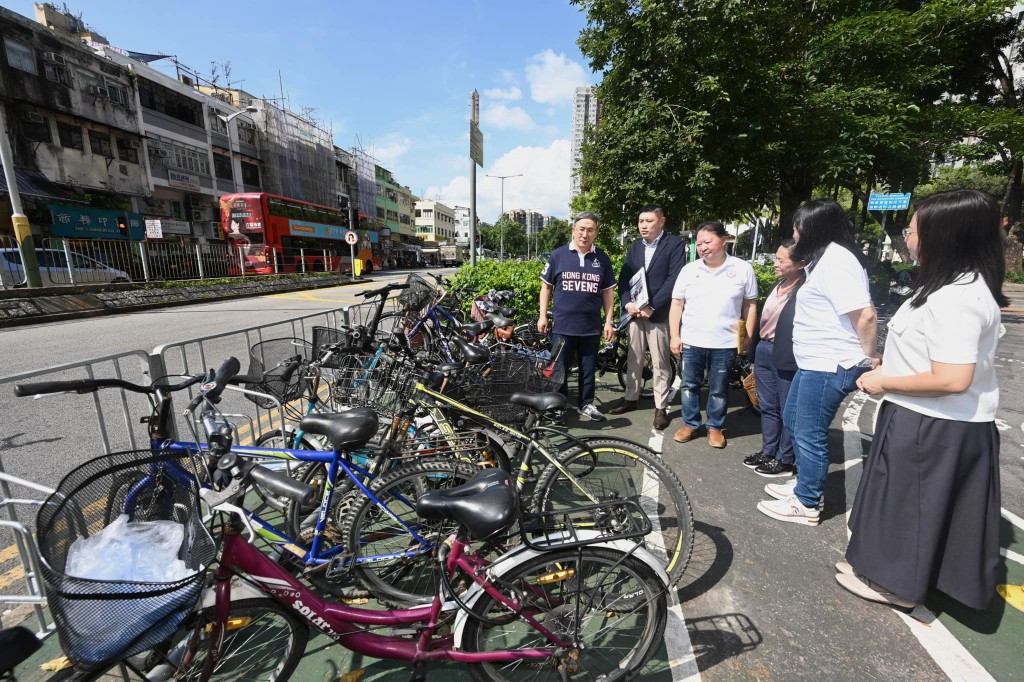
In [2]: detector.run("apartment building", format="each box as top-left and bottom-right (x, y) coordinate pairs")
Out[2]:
(570, 85), (600, 199)
(414, 199), (456, 243)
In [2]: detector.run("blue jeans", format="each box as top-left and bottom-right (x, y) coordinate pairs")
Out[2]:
(680, 346), (736, 429)
(554, 334), (600, 409)
(754, 341), (795, 464)
(783, 365), (869, 508)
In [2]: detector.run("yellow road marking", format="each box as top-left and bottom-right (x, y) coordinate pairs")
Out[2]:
(0, 544), (19, 564)
(0, 563), (27, 590)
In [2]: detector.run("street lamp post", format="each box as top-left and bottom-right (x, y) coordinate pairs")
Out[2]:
(217, 105), (259, 194)
(486, 173), (521, 260)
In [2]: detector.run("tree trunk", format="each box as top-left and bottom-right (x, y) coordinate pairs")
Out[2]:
(777, 170), (815, 246)
(1007, 223), (1024, 275)
(1003, 157), (1022, 226)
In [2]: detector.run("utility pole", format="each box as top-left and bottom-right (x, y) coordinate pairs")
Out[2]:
(486, 173), (521, 261)
(0, 102), (41, 287)
(469, 90), (483, 266)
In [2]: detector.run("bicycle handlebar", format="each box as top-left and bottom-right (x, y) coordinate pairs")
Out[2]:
(14, 374), (203, 398)
(358, 281), (409, 299)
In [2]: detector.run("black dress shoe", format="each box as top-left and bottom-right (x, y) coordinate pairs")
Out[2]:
(742, 451), (767, 468)
(607, 400), (638, 415)
(653, 408), (670, 430)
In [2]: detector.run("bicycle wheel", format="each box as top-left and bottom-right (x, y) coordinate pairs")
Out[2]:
(616, 352), (678, 400)
(55, 598), (309, 681)
(532, 439), (694, 586)
(341, 458), (479, 604)
(513, 321), (551, 351)
(462, 547), (667, 682)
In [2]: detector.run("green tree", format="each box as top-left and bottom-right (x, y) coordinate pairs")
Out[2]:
(537, 218), (571, 254)
(572, 0), (1016, 255)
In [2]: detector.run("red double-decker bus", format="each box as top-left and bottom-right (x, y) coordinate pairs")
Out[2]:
(219, 193), (382, 274)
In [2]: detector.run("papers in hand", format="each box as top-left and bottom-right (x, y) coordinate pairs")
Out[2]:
(629, 267), (650, 309)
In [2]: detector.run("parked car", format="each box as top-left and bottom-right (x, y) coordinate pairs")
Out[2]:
(0, 248), (130, 286)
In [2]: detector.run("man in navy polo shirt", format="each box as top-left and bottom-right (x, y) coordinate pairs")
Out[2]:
(538, 212), (616, 421)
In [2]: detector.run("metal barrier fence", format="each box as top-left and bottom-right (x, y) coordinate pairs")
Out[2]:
(0, 300), (403, 632)
(0, 237), (354, 288)
(0, 234), (27, 289)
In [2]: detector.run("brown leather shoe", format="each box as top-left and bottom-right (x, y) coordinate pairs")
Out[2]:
(607, 400), (637, 415)
(653, 409), (670, 430)
(673, 425), (697, 443)
(708, 428), (727, 449)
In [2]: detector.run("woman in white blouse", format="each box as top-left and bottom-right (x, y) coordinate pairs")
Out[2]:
(839, 189), (1006, 612)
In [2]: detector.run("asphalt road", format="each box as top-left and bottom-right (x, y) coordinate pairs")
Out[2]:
(3, 275), (1022, 680)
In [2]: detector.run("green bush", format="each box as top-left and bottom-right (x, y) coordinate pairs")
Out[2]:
(752, 260), (778, 305)
(450, 260), (547, 320)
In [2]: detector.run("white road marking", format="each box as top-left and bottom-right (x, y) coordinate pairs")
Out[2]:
(648, 429), (664, 453)
(841, 397), (994, 682)
(1001, 507), (1024, 531)
(1000, 547), (1024, 566)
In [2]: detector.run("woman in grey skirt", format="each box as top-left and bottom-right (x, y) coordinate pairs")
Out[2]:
(840, 189), (1007, 612)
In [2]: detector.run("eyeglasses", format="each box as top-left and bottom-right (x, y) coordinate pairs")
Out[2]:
(901, 228), (916, 239)
(574, 226), (598, 235)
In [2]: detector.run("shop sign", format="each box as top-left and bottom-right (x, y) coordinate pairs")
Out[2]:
(379, 227), (391, 238)
(145, 220), (163, 239)
(48, 204), (144, 241)
(167, 169), (201, 191)
(158, 219), (192, 235)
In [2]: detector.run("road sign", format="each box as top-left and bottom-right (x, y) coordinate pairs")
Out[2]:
(867, 193), (912, 211)
(344, 230), (359, 245)
(470, 121), (484, 167)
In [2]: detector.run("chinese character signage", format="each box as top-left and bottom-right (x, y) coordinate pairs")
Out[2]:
(289, 220), (350, 240)
(48, 204), (144, 240)
(167, 169), (201, 191)
(867, 193), (912, 211)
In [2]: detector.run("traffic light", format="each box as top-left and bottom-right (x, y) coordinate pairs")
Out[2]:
(116, 215), (128, 237)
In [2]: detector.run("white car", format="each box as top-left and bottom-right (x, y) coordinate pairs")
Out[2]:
(0, 247), (130, 286)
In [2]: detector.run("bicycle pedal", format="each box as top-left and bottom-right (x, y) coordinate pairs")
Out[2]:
(324, 553), (354, 581)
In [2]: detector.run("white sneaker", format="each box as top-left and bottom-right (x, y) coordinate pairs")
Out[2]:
(757, 495), (821, 526)
(580, 403), (606, 421)
(764, 478), (797, 500)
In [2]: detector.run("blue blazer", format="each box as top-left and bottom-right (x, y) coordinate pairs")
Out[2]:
(617, 233), (685, 324)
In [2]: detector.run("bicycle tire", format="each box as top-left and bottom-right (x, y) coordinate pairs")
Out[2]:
(512, 322), (551, 351)
(51, 598), (308, 681)
(340, 458), (479, 604)
(531, 439), (694, 586)
(616, 351), (678, 400)
(461, 547), (667, 682)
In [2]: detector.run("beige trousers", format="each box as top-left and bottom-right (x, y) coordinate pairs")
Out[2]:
(625, 317), (673, 409)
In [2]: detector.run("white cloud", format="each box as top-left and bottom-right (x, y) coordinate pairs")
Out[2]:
(424, 139), (572, 219)
(483, 85), (522, 101)
(370, 135), (412, 167)
(481, 103), (535, 131)
(525, 50), (589, 106)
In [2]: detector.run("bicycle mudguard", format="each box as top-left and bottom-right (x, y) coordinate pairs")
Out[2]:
(451, 534), (669, 648)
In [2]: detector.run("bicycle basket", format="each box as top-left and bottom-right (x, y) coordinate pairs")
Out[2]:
(311, 325), (357, 369)
(244, 337), (312, 408)
(447, 352), (533, 428)
(333, 352), (417, 419)
(35, 450), (216, 668)
(397, 274), (436, 313)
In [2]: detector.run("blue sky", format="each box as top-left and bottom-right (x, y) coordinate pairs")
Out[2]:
(13, 1), (595, 219)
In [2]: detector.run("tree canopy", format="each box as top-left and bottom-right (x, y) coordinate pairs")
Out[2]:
(572, 0), (1023, 258)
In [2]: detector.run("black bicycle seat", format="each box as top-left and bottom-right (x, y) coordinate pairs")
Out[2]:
(510, 392), (568, 412)
(487, 312), (512, 328)
(450, 336), (490, 365)
(416, 469), (518, 541)
(462, 320), (493, 336)
(299, 408), (379, 451)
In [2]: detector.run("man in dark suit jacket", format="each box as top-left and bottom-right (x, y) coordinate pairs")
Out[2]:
(608, 205), (686, 430)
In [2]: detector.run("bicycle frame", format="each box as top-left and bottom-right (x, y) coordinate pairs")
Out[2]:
(404, 299), (464, 362)
(206, 520), (562, 670)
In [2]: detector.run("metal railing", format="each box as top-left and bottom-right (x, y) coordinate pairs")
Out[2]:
(0, 235), (27, 289)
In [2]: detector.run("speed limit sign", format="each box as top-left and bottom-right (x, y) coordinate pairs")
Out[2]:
(344, 230), (359, 245)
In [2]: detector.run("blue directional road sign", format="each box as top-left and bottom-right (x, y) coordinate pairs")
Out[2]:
(867, 193), (912, 211)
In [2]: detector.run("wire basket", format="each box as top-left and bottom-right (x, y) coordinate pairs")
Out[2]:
(447, 351), (535, 428)
(397, 274), (436, 313)
(244, 337), (312, 409)
(513, 348), (565, 394)
(333, 352), (417, 419)
(35, 450), (216, 667)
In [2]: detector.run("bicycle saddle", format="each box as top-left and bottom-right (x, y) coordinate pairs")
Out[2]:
(450, 335), (490, 365)
(299, 408), (379, 451)
(462, 320), (493, 336)
(486, 312), (512, 328)
(510, 392), (568, 413)
(416, 469), (518, 541)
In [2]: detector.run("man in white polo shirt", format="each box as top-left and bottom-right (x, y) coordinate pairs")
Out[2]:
(669, 221), (758, 448)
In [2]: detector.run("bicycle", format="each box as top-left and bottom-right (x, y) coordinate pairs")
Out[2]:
(595, 320), (680, 399)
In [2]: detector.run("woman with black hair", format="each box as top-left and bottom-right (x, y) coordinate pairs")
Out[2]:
(836, 189), (1005, 612)
(757, 199), (878, 526)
